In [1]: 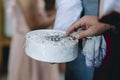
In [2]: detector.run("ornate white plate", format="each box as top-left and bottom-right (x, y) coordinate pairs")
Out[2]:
(25, 29), (78, 63)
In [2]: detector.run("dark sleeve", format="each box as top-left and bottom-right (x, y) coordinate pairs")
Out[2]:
(99, 12), (120, 27)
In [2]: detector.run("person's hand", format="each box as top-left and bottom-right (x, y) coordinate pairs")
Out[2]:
(17, 0), (56, 30)
(66, 16), (115, 39)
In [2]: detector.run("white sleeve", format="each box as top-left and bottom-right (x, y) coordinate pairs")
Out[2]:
(53, 0), (83, 31)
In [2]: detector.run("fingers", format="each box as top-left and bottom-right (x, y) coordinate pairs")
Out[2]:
(75, 25), (97, 39)
(75, 29), (90, 39)
(66, 19), (84, 36)
(66, 16), (98, 38)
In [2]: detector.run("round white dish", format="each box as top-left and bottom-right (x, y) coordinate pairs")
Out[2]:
(25, 29), (78, 63)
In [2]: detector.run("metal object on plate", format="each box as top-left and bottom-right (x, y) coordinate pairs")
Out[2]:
(50, 30), (81, 41)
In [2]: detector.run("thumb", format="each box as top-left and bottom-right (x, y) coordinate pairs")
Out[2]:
(75, 29), (93, 39)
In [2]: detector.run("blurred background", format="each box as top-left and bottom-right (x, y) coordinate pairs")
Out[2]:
(0, 0), (66, 80)
(0, 0), (10, 79)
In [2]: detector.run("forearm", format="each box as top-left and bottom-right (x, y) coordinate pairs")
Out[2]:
(17, 0), (53, 30)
